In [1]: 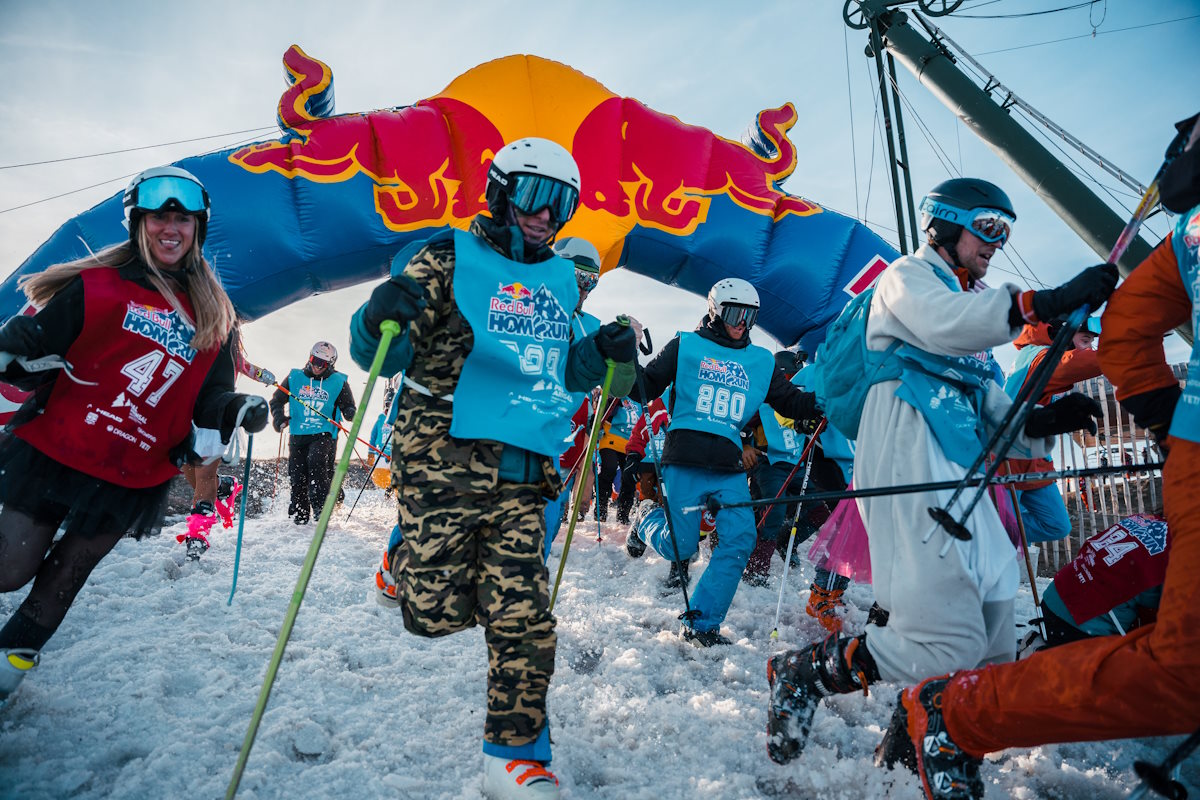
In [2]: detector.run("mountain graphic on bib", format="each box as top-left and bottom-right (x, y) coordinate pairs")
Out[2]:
(121, 302), (198, 363)
(487, 283), (570, 343)
(698, 357), (750, 391)
(298, 385), (330, 402)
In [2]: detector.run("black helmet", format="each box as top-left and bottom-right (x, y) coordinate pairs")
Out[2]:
(773, 350), (801, 378)
(919, 178), (1015, 249)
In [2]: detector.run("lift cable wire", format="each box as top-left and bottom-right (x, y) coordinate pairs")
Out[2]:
(843, 23), (863, 220)
(0, 131), (271, 216)
(953, 1), (1102, 19)
(975, 13), (1199, 56)
(0, 125), (278, 171)
(916, 12), (1149, 196)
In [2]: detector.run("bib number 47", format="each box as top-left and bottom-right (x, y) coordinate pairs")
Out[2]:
(120, 351), (184, 407)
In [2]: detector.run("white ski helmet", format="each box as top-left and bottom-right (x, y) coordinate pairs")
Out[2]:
(122, 165), (210, 244)
(707, 278), (760, 329)
(486, 137), (581, 229)
(310, 341), (337, 367)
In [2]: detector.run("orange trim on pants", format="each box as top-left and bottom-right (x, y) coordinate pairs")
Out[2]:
(943, 438), (1200, 756)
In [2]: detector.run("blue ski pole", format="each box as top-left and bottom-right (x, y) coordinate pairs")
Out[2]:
(227, 433), (255, 606)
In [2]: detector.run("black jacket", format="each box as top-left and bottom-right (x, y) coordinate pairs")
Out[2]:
(1, 259), (240, 439)
(630, 315), (819, 473)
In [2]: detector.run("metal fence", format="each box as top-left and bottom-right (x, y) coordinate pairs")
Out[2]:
(1037, 364), (1184, 574)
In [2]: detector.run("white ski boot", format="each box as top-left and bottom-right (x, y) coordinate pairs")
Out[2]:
(0, 648), (40, 710)
(482, 753), (560, 799)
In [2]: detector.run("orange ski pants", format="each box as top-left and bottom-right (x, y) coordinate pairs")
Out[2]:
(942, 437), (1200, 756)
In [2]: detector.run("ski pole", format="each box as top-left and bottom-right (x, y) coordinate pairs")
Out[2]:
(272, 381), (389, 459)
(226, 320), (400, 799)
(227, 433), (255, 606)
(770, 440), (819, 640)
(1128, 725), (1200, 800)
(1006, 485), (1046, 640)
(927, 306), (1088, 546)
(346, 448), (385, 522)
(756, 418), (828, 533)
(929, 139), (1187, 549)
(632, 349), (696, 626)
(687, 461), (1166, 514)
(270, 432), (283, 512)
(550, 358), (617, 611)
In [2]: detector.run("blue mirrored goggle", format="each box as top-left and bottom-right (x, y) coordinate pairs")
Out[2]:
(720, 304), (758, 329)
(509, 173), (579, 224)
(134, 175), (208, 215)
(575, 268), (599, 293)
(920, 198), (1014, 246)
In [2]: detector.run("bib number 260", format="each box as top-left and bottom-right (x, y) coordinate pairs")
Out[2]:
(696, 385), (745, 422)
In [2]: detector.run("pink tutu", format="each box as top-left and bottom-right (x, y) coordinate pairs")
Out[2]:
(808, 487), (871, 584)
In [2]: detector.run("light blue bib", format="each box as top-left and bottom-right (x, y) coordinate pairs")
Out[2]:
(891, 265), (996, 469)
(608, 398), (642, 440)
(759, 404), (805, 466)
(1172, 204), (1200, 444)
(288, 368), (346, 436)
(449, 229), (580, 457)
(670, 332), (773, 448)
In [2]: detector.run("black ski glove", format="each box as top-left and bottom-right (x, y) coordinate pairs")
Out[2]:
(0, 316), (45, 357)
(1024, 393), (1103, 439)
(169, 429), (199, 469)
(223, 395), (269, 433)
(596, 321), (637, 362)
(363, 275), (427, 338)
(274, 416), (289, 432)
(1031, 263), (1119, 323)
(1118, 384), (1181, 448)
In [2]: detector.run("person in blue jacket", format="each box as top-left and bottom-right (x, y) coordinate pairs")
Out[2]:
(625, 278), (821, 647)
(347, 138), (635, 800)
(268, 341), (357, 525)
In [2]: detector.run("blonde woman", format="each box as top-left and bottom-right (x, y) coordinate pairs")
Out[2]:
(0, 166), (268, 709)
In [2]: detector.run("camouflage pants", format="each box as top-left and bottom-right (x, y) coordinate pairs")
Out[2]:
(391, 478), (556, 747)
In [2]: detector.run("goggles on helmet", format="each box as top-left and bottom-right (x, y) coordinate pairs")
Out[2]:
(308, 356), (332, 372)
(133, 175), (209, 216)
(719, 304), (758, 329)
(575, 268), (599, 293)
(508, 173), (579, 224)
(920, 197), (1014, 246)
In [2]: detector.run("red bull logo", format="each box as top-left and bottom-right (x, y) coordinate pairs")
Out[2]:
(229, 45), (503, 232)
(572, 98), (821, 237)
(497, 282), (534, 300)
(842, 255), (891, 297)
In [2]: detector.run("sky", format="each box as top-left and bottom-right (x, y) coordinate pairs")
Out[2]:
(1, 493), (1195, 798)
(1, 0), (1198, 457)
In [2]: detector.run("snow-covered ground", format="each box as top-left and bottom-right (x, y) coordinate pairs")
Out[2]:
(1, 481), (1194, 799)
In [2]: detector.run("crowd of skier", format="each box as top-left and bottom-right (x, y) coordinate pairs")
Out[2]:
(0, 107), (1196, 800)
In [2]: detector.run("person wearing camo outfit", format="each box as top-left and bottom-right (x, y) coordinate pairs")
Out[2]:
(349, 137), (635, 800)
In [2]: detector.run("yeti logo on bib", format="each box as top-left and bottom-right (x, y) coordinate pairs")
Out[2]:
(488, 283), (571, 343)
(121, 302), (198, 363)
(698, 357), (750, 391)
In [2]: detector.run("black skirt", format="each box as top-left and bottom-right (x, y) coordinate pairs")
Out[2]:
(0, 433), (171, 540)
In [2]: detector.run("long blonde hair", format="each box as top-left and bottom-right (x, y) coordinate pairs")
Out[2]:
(18, 220), (236, 351)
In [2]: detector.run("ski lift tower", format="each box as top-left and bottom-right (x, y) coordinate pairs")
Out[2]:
(843, 0), (1156, 277)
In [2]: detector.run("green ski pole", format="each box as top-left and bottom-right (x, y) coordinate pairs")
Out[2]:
(225, 319), (401, 799)
(549, 358), (616, 612)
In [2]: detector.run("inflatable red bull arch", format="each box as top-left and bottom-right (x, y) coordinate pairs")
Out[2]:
(0, 45), (895, 358)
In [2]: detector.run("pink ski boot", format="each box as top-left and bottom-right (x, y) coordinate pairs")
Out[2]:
(214, 476), (243, 529)
(178, 501), (216, 560)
